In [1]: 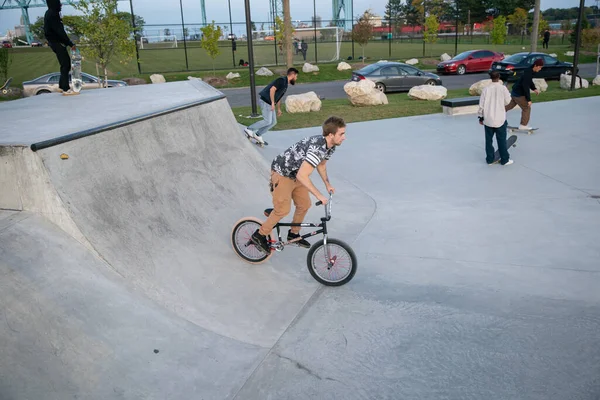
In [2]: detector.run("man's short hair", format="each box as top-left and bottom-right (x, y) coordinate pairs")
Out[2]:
(489, 70), (500, 81)
(533, 58), (544, 67)
(287, 67), (299, 75)
(322, 116), (346, 136)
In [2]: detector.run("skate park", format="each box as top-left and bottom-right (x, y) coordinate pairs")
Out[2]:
(1, 79), (599, 399)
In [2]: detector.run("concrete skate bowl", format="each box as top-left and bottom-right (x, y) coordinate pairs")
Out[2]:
(0, 81), (374, 399)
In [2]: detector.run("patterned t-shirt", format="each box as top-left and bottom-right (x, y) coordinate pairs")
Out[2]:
(271, 135), (336, 179)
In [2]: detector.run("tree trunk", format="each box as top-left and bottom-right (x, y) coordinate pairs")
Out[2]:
(530, 0), (541, 52)
(283, 0), (293, 68)
(104, 66), (108, 88)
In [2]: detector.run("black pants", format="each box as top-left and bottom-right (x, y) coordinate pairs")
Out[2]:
(542, 40), (549, 49)
(485, 121), (509, 164)
(49, 42), (71, 92)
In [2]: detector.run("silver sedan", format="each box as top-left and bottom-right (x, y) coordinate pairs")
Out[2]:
(351, 61), (443, 93)
(22, 72), (128, 97)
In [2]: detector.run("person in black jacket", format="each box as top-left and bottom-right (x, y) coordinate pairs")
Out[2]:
(505, 58), (544, 130)
(44, 0), (76, 94)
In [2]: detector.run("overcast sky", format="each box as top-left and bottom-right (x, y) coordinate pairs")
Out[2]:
(1, 0), (597, 38)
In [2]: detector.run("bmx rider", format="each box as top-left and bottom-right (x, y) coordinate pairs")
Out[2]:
(251, 116), (347, 252)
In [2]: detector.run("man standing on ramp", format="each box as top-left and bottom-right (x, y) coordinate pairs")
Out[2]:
(478, 71), (513, 165)
(44, 0), (77, 95)
(251, 116), (347, 252)
(244, 68), (299, 145)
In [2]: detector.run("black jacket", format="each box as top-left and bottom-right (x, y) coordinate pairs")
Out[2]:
(511, 67), (537, 102)
(44, 0), (74, 47)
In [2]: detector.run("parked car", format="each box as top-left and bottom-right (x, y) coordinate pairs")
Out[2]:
(490, 52), (576, 82)
(22, 72), (128, 97)
(351, 62), (443, 93)
(2, 40), (12, 48)
(436, 49), (505, 75)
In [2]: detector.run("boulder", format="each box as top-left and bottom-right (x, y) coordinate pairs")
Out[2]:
(564, 51), (575, 56)
(187, 76), (203, 81)
(408, 85), (448, 101)
(337, 61), (352, 71)
(122, 77), (146, 85)
(376, 60), (388, 63)
(440, 53), (451, 61)
(343, 79), (388, 106)
(285, 91), (322, 113)
(549, 53), (557, 58)
(532, 78), (548, 92)
(469, 79), (492, 96)
(226, 72), (241, 79)
(560, 73), (589, 89)
(593, 75), (600, 86)
(256, 67), (273, 76)
(405, 58), (418, 65)
(302, 63), (320, 73)
(150, 74), (166, 84)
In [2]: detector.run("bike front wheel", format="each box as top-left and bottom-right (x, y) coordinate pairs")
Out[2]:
(231, 217), (273, 264)
(306, 238), (357, 286)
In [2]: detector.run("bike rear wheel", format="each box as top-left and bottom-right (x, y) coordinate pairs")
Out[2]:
(231, 217), (273, 264)
(307, 238), (357, 286)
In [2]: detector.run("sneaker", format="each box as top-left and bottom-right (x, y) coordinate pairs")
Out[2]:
(62, 89), (79, 96)
(287, 231), (311, 248)
(254, 135), (265, 145)
(502, 159), (514, 166)
(250, 229), (270, 253)
(519, 124), (531, 130)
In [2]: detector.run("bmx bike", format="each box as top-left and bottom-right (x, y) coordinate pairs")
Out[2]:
(231, 192), (357, 286)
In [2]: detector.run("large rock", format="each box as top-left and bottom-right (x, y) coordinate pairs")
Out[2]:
(123, 77), (146, 85)
(150, 74), (166, 84)
(564, 51), (575, 56)
(532, 78), (548, 92)
(337, 61), (352, 71)
(343, 79), (388, 106)
(256, 67), (273, 76)
(285, 91), (322, 113)
(549, 53), (557, 57)
(405, 58), (419, 65)
(302, 63), (319, 73)
(408, 85), (448, 101)
(469, 79), (492, 96)
(226, 72), (241, 79)
(593, 75), (600, 86)
(560, 73), (589, 89)
(440, 53), (451, 61)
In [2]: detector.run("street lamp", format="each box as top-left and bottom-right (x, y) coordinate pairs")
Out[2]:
(244, 0), (259, 116)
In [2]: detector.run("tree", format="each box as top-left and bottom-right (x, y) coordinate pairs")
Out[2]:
(491, 15), (507, 45)
(200, 21), (222, 75)
(538, 17), (549, 36)
(530, 0), (541, 51)
(352, 10), (375, 61)
(423, 14), (439, 56)
(385, 0), (406, 36)
(73, 0), (136, 87)
(282, 0), (293, 67)
(508, 7), (528, 36)
(115, 11), (145, 41)
(570, 16), (590, 45)
(490, 0), (535, 17)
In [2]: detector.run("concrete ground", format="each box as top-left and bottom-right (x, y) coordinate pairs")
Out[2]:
(1, 81), (599, 400)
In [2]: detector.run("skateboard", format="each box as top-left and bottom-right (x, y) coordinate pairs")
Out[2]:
(1, 77), (12, 95)
(243, 128), (268, 147)
(64, 48), (82, 96)
(492, 135), (517, 164)
(508, 125), (538, 134)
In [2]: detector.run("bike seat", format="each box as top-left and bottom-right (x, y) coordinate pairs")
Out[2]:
(264, 208), (273, 217)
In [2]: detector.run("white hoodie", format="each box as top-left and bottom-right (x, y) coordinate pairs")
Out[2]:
(478, 81), (512, 128)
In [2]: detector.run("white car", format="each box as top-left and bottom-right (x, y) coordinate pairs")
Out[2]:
(22, 72), (128, 97)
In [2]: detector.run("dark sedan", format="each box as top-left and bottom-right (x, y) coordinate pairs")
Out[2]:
(490, 52), (576, 82)
(351, 62), (443, 93)
(437, 49), (505, 75)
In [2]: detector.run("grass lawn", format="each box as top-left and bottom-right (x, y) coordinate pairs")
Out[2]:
(231, 80), (600, 131)
(4, 37), (596, 89)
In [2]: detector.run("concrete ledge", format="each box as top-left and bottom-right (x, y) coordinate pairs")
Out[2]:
(441, 96), (480, 116)
(443, 104), (480, 115)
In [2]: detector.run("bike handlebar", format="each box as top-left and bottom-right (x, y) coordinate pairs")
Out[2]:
(315, 191), (334, 220)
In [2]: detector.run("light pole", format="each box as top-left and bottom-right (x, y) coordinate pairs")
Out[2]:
(244, 0), (259, 116)
(228, 0), (235, 68)
(571, 0), (585, 91)
(129, 0), (141, 74)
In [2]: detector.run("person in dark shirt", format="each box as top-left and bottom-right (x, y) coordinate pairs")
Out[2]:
(44, 0), (76, 94)
(505, 58), (543, 130)
(244, 67), (299, 145)
(543, 30), (550, 49)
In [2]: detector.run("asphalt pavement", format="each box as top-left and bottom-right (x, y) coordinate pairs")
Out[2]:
(222, 63), (598, 108)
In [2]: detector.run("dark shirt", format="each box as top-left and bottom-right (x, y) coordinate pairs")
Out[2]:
(511, 67), (537, 102)
(44, 8), (74, 47)
(259, 76), (288, 105)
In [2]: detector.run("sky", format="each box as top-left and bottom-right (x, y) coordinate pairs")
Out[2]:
(1, 0), (597, 38)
